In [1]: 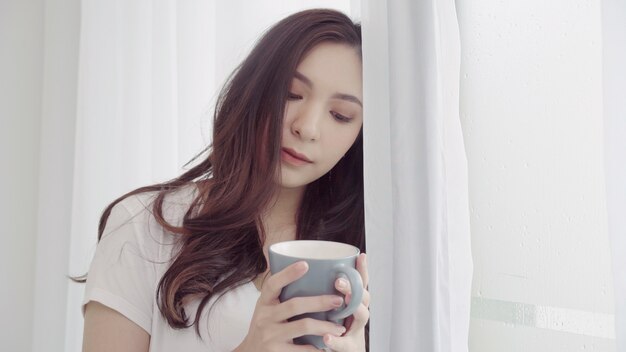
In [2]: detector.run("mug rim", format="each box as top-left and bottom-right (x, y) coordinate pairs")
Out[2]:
(269, 240), (360, 260)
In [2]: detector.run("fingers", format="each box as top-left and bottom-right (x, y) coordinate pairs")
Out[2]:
(284, 318), (346, 340)
(276, 295), (344, 322)
(328, 298), (369, 335)
(322, 305), (370, 351)
(323, 333), (350, 351)
(335, 277), (370, 308)
(346, 304), (370, 334)
(290, 344), (324, 352)
(333, 265), (370, 334)
(260, 261), (308, 304)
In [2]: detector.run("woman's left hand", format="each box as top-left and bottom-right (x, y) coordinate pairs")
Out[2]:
(323, 253), (370, 352)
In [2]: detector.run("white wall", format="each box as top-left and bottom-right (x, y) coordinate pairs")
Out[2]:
(32, 1), (80, 352)
(457, 0), (615, 350)
(0, 1), (43, 351)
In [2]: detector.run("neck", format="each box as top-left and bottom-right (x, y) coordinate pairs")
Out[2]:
(262, 186), (305, 235)
(255, 185), (305, 285)
(259, 185), (306, 257)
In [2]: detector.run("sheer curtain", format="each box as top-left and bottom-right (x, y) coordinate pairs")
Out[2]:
(30, 0), (473, 351)
(603, 0), (626, 351)
(361, 0), (472, 351)
(31, 1), (354, 351)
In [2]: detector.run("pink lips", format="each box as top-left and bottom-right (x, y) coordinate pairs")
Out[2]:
(281, 148), (312, 165)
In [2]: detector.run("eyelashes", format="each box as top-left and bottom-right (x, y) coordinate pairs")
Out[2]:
(331, 112), (351, 122)
(287, 92), (353, 123)
(287, 93), (302, 100)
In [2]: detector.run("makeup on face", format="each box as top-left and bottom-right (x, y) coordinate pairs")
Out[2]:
(281, 147), (313, 166)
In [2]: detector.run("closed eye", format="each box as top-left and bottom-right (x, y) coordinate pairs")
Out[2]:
(331, 112), (352, 123)
(288, 92), (353, 123)
(287, 92), (302, 100)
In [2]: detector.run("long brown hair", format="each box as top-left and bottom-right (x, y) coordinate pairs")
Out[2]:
(75, 8), (366, 347)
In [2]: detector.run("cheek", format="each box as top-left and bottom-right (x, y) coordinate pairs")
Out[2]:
(324, 126), (361, 159)
(281, 109), (294, 136)
(283, 102), (297, 123)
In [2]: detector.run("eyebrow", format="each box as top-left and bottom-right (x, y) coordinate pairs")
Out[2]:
(293, 71), (363, 107)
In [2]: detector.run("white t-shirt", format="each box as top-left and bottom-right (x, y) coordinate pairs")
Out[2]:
(82, 183), (262, 351)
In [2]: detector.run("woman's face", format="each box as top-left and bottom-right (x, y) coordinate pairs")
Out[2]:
(278, 42), (363, 189)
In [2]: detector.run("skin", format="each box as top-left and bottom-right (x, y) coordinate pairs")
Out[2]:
(83, 42), (370, 352)
(237, 255), (370, 352)
(246, 42), (369, 352)
(83, 302), (150, 351)
(260, 40), (364, 268)
(279, 41), (364, 189)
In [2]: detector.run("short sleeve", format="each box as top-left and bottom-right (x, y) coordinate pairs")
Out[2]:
(81, 198), (159, 334)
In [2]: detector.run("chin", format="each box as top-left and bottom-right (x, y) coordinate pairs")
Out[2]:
(278, 163), (334, 188)
(278, 179), (310, 189)
(278, 173), (317, 189)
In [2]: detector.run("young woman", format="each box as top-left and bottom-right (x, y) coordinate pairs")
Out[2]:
(79, 8), (370, 352)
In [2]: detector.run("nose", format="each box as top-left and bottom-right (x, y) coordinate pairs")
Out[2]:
(291, 104), (322, 141)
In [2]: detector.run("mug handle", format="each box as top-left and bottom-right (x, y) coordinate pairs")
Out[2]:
(327, 264), (364, 321)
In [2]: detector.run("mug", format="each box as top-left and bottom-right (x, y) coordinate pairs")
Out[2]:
(268, 240), (364, 349)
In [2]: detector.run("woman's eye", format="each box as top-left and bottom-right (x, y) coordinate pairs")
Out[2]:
(331, 111), (352, 123)
(287, 92), (302, 100)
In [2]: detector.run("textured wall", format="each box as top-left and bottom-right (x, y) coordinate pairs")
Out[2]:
(456, 0), (615, 350)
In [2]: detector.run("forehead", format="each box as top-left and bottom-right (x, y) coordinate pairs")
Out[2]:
(293, 42), (363, 98)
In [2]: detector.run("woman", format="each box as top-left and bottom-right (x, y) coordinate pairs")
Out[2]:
(80, 8), (370, 352)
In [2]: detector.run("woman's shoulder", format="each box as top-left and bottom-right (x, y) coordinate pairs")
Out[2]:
(103, 183), (199, 235)
(100, 182), (202, 256)
(113, 181), (202, 226)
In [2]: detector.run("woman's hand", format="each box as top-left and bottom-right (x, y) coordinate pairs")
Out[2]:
(323, 253), (370, 352)
(234, 261), (348, 352)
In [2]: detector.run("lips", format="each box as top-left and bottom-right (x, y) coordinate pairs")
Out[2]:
(282, 148), (312, 163)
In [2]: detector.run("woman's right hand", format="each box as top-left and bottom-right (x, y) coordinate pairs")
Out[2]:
(234, 261), (347, 352)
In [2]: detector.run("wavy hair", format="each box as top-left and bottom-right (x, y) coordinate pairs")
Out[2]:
(74, 8), (367, 348)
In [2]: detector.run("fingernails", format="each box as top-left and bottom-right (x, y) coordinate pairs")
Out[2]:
(331, 296), (343, 306)
(296, 261), (308, 271)
(336, 325), (347, 334)
(325, 334), (333, 344)
(337, 278), (348, 288)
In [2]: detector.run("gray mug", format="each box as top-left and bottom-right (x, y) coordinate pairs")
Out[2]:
(268, 240), (364, 349)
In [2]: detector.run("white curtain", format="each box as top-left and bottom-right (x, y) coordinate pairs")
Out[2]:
(62, 2), (215, 351)
(31, 1), (356, 351)
(602, 0), (626, 351)
(362, 0), (473, 351)
(30, 0), (473, 351)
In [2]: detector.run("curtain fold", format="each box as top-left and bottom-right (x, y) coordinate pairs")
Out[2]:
(362, 0), (472, 350)
(31, 2), (80, 352)
(602, 0), (626, 351)
(59, 2), (352, 350)
(34, 1), (473, 350)
(63, 1), (215, 350)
